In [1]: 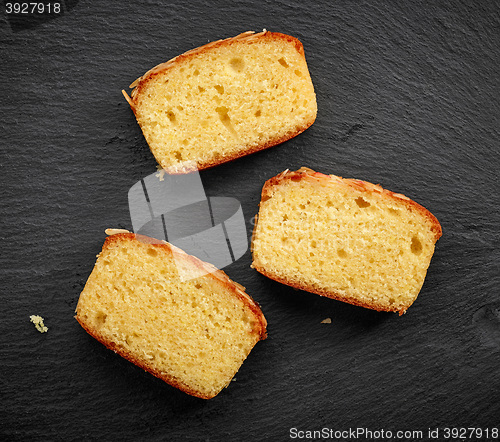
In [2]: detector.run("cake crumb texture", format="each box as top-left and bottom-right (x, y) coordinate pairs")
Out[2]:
(252, 167), (442, 315)
(124, 31), (317, 173)
(30, 315), (48, 333)
(76, 233), (267, 399)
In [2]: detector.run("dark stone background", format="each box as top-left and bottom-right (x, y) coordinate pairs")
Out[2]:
(1, 1), (499, 440)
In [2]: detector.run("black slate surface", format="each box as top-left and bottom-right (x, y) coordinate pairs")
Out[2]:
(1, 1), (499, 441)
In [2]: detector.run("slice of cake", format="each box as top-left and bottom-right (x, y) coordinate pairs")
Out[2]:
(251, 168), (442, 315)
(123, 30), (317, 174)
(76, 232), (267, 399)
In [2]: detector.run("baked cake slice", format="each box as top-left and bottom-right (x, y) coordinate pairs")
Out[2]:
(251, 168), (442, 314)
(76, 232), (267, 399)
(123, 31), (317, 174)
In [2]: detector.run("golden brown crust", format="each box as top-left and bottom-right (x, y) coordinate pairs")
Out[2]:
(122, 31), (316, 174)
(76, 232), (267, 399)
(251, 167), (443, 315)
(260, 167), (442, 241)
(125, 31), (304, 104)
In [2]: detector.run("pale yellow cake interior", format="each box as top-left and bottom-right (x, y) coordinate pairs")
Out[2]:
(76, 236), (263, 398)
(252, 176), (439, 313)
(131, 34), (317, 172)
